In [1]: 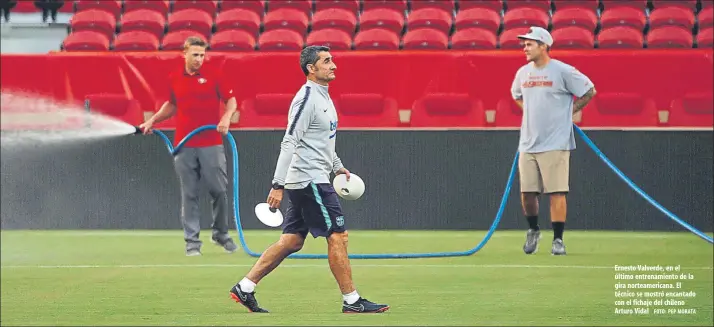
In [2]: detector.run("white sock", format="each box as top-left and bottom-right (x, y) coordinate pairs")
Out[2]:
(343, 290), (360, 304)
(238, 277), (256, 293)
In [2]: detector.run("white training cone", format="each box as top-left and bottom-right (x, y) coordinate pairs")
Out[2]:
(254, 203), (284, 227)
(333, 173), (365, 200)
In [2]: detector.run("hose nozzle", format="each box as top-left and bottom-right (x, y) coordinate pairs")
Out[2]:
(133, 126), (143, 135)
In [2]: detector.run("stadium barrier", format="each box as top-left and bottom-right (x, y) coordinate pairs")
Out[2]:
(1, 129), (711, 234)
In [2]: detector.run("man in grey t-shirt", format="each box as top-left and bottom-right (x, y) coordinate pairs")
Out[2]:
(510, 27), (597, 255)
(227, 46), (389, 314)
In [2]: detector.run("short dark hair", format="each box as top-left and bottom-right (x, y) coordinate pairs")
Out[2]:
(536, 40), (551, 52)
(183, 36), (207, 51)
(300, 45), (330, 76)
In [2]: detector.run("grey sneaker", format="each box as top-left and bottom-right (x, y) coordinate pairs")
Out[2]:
(523, 229), (541, 254)
(212, 237), (238, 253)
(186, 248), (202, 256)
(551, 238), (566, 255)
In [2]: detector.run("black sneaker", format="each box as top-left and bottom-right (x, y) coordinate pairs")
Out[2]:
(342, 297), (390, 314)
(229, 284), (269, 313)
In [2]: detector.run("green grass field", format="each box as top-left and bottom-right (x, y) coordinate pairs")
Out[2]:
(1, 229), (712, 326)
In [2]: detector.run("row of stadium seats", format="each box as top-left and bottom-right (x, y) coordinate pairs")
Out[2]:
(55, 0), (713, 51)
(8, 0), (712, 17)
(63, 25), (714, 51)
(85, 92), (713, 129)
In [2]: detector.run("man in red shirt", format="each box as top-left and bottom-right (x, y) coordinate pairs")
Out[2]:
(139, 36), (238, 256)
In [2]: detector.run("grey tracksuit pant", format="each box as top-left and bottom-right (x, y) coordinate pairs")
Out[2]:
(173, 145), (230, 248)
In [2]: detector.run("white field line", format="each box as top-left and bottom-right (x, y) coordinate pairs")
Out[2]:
(2, 230), (710, 239)
(1, 263), (712, 270)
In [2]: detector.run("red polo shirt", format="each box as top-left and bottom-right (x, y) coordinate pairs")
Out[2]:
(168, 67), (233, 148)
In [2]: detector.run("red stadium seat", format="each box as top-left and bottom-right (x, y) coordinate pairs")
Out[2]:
(551, 26), (594, 48)
(113, 31), (160, 51)
(580, 93), (660, 127)
(69, 9), (117, 39)
(312, 8), (358, 34)
(11, 1), (40, 13)
(551, 0), (599, 12)
(597, 26), (644, 48)
(172, 0), (218, 16)
(210, 29), (256, 51)
(454, 7), (501, 34)
(494, 98), (523, 127)
(506, 0), (551, 11)
(503, 8), (550, 30)
(651, 0), (697, 10)
(410, 94), (486, 127)
(124, 0), (170, 16)
(601, 0), (647, 10)
(258, 29), (304, 51)
(167, 9), (213, 40)
(85, 94), (144, 126)
(600, 6), (647, 31)
(237, 94), (292, 128)
(402, 28), (449, 50)
(451, 28), (497, 49)
(647, 26), (693, 48)
(698, 27), (713, 48)
(359, 8), (405, 34)
(215, 8), (261, 36)
(315, 0), (360, 14)
(410, 0), (454, 12)
(161, 30), (208, 50)
(697, 6), (713, 30)
(407, 8), (453, 35)
(263, 8), (309, 35)
(354, 28), (400, 50)
(667, 92), (714, 127)
(362, 0), (407, 12)
(266, 0), (312, 16)
(551, 8), (598, 32)
(306, 29), (353, 50)
(334, 94), (401, 127)
(220, 0), (265, 17)
(458, 0), (503, 11)
(63, 31), (111, 51)
(499, 27), (530, 49)
(75, 0), (122, 18)
(119, 9), (166, 39)
(649, 6), (695, 30)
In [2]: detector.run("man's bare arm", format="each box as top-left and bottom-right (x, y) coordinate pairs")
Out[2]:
(147, 101), (177, 124)
(573, 87), (596, 113)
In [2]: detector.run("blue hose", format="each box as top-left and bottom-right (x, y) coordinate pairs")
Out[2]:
(151, 125), (516, 259)
(573, 125), (713, 244)
(151, 124), (711, 260)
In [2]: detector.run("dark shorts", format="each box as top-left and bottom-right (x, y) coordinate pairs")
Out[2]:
(282, 183), (346, 238)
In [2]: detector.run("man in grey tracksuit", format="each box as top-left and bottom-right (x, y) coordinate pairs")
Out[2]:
(227, 46), (390, 314)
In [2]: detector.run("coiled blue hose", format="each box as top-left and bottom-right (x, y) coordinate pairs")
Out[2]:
(150, 124), (711, 260)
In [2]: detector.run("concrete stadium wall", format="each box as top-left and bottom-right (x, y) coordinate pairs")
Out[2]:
(1, 130), (712, 232)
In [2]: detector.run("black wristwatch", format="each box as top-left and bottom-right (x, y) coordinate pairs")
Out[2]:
(272, 182), (284, 190)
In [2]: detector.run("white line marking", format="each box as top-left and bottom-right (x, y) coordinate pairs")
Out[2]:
(2, 231), (710, 239)
(1, 263), (712, 270)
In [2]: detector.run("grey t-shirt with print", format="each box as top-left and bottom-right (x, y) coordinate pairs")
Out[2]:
(511, 59), (594, 153)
